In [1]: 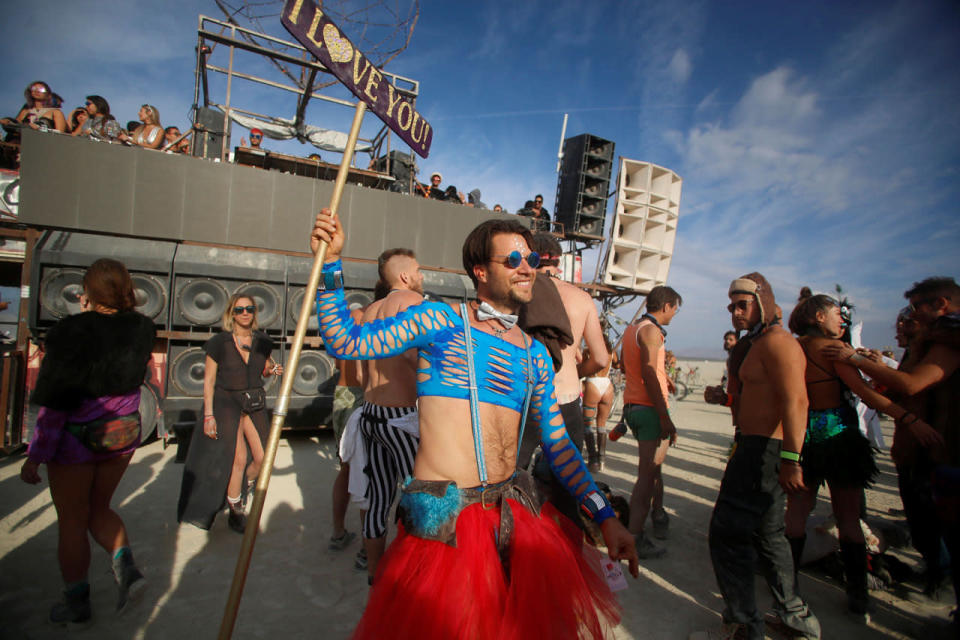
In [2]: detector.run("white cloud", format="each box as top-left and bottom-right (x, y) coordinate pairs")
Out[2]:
(668, 49), (692, 85)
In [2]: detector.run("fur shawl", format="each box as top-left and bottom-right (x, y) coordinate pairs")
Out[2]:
(31, 311), (156, 411)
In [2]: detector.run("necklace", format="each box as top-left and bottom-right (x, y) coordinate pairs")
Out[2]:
(233, 332), (252, 352)
(472, 301), (508, 337)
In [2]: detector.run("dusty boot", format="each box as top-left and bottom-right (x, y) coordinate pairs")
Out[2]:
(840, 540), (870, 618)
(596, 429), (607, 471)
(49, 581), (91, 626)
(112, 547), (146, 613)
(788, 534), (806, 592)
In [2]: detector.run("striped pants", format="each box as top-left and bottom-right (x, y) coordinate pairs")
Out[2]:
(359, 402), (419, 539)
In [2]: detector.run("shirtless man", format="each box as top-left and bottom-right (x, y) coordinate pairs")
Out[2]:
(356, 249), (424, 583)
(519, 233), (609, 526)
(310, 212), (637, 638)
(693, 273), (820, 640)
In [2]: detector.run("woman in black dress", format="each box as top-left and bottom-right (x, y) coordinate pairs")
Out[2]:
(177, 294), (282, 532)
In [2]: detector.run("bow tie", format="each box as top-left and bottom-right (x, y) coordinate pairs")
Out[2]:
(476, 301), (518, 330)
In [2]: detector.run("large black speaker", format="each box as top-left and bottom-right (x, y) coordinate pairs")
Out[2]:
(171, 245), (286, 332)
(31, 231), (175, 332)
(193, 106), (225, 160)
(554, 134), (615, 240)
(371, 150), (415, 194)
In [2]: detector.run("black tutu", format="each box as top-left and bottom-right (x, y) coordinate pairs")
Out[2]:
(801, 422), (878, 490)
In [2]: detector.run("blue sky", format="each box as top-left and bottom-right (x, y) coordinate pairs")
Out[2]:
(4, 0), (959, 358)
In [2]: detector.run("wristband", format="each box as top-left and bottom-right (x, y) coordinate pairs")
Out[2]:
(901, 412), (917, 426)
(317, 269), (343, 292)
(204, 415), (215, 422)
(780, 450), (800, 462)
(722, 393), (733, 407)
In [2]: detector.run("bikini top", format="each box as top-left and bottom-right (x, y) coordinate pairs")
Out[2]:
(316, 259), (615, 522)
(800, 341), (841, 386)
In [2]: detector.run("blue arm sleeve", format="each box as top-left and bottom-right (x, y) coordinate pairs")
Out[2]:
(529, 345), (616, 524)
(315, 259), (453, 360)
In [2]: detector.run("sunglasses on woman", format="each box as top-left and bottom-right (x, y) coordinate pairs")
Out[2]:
(233, 305), (257, 315)
(491, 251), (540, 269)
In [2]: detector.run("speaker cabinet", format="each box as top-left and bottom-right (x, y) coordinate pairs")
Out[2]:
(291, 350), (337, 396)
(554, 134), (615, 240)
(193, 106), (226, 160)
(171, 245), (286, 332)
(30, 231), (175, 332)
(602, 159), (681, 294)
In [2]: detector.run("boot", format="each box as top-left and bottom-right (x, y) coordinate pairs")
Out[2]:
(49, 582), (91, 626)
(839, 540), (870, 617)
(596, 428), (607, 471)
(788, 534), (806, 592)
(112, 547), (146, 612)
(584, 425), (600, 472)
(227, 496), (246, 534)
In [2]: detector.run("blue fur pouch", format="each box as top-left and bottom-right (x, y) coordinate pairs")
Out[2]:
(398, 477), (462, 546)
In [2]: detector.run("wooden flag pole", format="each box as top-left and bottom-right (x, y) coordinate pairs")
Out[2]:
(217, 100), (368, 640)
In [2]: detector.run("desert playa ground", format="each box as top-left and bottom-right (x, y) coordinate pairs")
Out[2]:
(0, 359), (954, 639)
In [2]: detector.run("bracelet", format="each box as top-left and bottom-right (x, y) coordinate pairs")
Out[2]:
(901, 413), (918, 426)
(204, 416), (215, 422)
(722, 393), (733, 407)
(780, 450), (800, 462)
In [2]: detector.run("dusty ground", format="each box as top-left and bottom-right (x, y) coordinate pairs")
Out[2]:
(0, 359), (954, 639)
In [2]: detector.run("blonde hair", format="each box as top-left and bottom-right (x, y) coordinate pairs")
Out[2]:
(141, 104), (160, 126)
(222, 293), (258, 332)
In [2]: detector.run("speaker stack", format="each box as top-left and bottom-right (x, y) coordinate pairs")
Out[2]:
(602, 159), (682, 294)
(554, 134), (615, 240)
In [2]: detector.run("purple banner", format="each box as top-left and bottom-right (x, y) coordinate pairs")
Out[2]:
(282, 0), (432, 158)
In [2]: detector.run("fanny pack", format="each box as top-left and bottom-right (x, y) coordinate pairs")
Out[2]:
(238, 388), (266, 413)
(398, 471), (542, 574)
(66, 412), (140, 453)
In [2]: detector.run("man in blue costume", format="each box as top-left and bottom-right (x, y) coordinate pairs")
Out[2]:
(310, 210), (638, 639)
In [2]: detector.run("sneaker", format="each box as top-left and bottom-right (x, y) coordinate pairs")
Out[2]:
(688, 622), (746, 640)
(354, 547), (368, 571)
(635, 531), (666, 559)
(49, 584), (91, 627)
(328, 530), (356, 551)
(652, 508), (670, 540)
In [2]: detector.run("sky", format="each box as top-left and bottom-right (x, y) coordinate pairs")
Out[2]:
(3, 0), (959, 358)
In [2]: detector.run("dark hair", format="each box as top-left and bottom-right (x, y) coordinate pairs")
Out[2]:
(904, 277), (960, 303)
(85, 95), (111, 118)
(723, 330), (737, 339)
(165, 126), (180, 135)
(534, 194), (543, 201)
(787, 288), (837, 335)
(531, 233), (562, 263)
(24, 81), (54, 108)
(83, 258), (137, 312)
(68, 108), (87, 130)
(462, 218), (534, 287)
(126, 121), (140, 133)
(646, 285), (682, 312)
(377, 247), (416, 287)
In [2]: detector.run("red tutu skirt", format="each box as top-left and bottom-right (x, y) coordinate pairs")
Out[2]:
(352, 500), (620, 640)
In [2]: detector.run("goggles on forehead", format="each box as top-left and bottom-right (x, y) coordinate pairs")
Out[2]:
(491, 251), (540, 269)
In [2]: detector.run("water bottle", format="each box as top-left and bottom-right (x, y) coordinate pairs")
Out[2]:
(608, 419), (627, 442)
